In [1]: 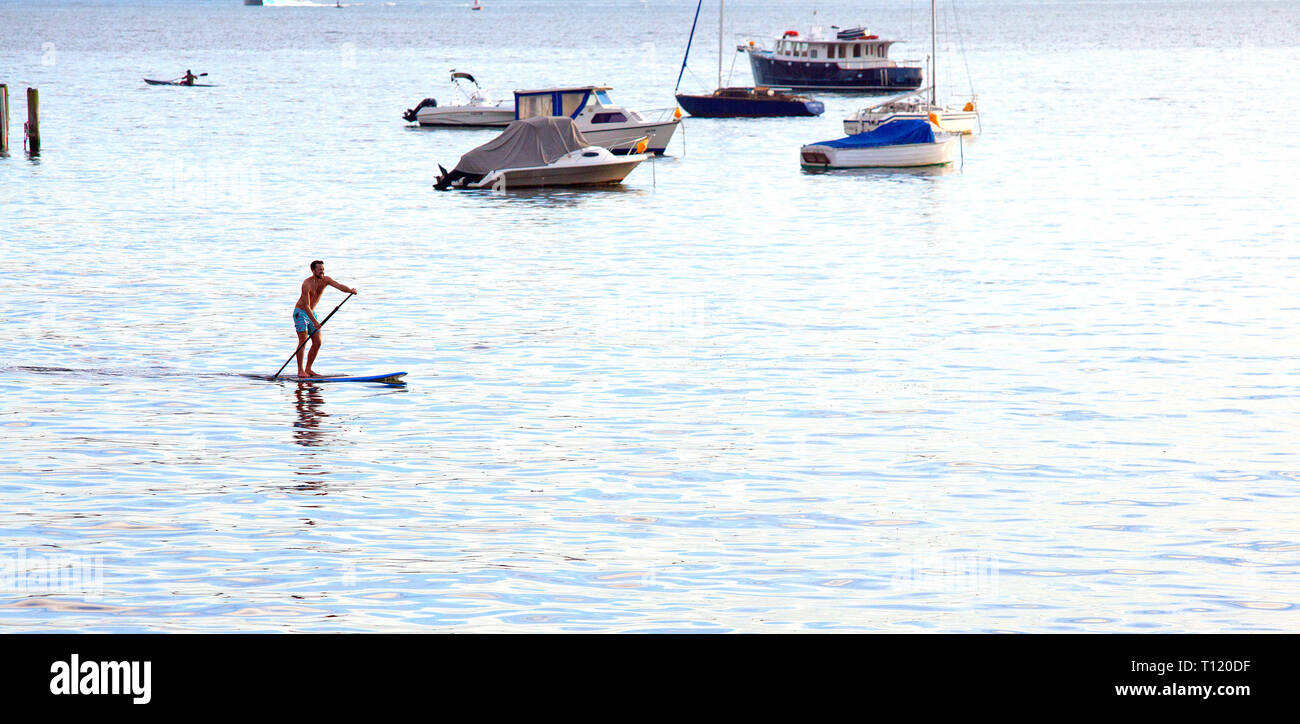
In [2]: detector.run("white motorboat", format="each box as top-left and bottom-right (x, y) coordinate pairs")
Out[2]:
(512, 86), (679, 155)
(843, 1), (979, 135)
(403, 71), (514, 127)
(800, 118), (958, 169)
(434, 116), (646, 190)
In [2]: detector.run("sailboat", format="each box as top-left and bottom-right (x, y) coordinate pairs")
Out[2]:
(673, 0), (824, 118)
(843, 0), (978, 134)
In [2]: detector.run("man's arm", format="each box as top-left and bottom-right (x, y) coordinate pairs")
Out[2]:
(323, 275), (359, 295)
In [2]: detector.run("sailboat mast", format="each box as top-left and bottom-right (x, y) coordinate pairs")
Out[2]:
(931, 0), (937, 105)
(718, 0), (724, 89)
(675, 0), (704, 94)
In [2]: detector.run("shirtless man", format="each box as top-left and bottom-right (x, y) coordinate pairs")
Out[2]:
(293, 260), (358, 378)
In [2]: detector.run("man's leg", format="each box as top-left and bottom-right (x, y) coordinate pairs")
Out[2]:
(294, 331), (309, 376)
(305, 332), (323, 376)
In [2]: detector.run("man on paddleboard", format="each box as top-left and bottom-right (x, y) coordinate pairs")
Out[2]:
(294, 260), (358, 378)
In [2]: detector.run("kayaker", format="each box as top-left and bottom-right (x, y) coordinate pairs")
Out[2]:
(293, 260), (358, 378)
(182, 70), (197, 86)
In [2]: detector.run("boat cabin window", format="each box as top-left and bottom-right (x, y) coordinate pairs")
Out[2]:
(516, 93), (551, 119)
(591, 112), (628, 124)
(811, 46), (819, 58)
(853, 44), (861, 58)
(594, 90), (612, 104)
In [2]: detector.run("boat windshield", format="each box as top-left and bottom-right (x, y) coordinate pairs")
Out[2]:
(594, 90), (612, 104)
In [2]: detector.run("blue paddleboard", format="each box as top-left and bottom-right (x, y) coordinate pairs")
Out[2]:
(295, 372), (407, 384)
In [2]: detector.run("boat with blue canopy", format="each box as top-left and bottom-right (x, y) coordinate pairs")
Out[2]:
(800, 118), (958, 169)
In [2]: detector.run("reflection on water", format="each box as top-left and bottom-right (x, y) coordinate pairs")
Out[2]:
(292, 383), (330, 448)
(800, 161), (962, 178)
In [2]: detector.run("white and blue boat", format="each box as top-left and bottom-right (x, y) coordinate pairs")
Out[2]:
(512, 86), (679, 155)
(800, 118), (958, 169)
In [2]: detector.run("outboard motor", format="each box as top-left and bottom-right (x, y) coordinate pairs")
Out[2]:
(402, 97), (438, 123)
(433, 165), (483, 191)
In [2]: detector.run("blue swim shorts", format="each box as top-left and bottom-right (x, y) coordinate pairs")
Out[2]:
(293, 308), (319, 335)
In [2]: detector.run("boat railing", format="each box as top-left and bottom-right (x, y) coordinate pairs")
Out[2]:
(735, 33), (778, 53)
(599, 128), (663, 149)
(639, 107), (681, 124)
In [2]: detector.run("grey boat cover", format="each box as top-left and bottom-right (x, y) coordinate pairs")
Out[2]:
(451, 116), (591, 176)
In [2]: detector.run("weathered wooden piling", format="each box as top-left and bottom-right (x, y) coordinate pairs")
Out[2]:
(25, 87), (39, 154)
(1, 84), (9, 154)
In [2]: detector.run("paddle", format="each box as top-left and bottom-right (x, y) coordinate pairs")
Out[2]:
(170, 72), (208, 84)
(273, 293), (354, 379)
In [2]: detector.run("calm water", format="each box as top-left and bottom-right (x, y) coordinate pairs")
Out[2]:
(1, 0), (1298, 632)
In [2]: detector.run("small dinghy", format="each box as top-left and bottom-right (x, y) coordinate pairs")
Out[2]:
(434, 116), (645, 190)
(800, 117), (958, 169)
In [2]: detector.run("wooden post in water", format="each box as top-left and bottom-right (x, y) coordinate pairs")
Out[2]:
(25, 87), (39, 154)
(0, 84), (9, 154)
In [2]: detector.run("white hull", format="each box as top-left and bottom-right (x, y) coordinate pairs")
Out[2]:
(801, 135), (958, 169)
(471, 148), (645, 189)
(416, 106), (514, 127)
(579, 120), (678, 155)
(844, 108), (978, 135)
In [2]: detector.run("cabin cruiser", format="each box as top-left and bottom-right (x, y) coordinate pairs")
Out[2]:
(512, 86), (679, 155)
(741, 25), (922, 91)
(403, 71), (514, 127)
(800, 118), (958, 169)
(434, 116), (646, 190)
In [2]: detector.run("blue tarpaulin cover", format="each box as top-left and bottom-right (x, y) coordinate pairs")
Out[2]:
(810, 119), (935, 148)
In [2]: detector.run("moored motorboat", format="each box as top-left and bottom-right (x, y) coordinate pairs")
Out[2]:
(800, 118), (958, 169)
(434, 116), (645, 190)
(741, 23), (922, 91)
(403, 71), (514, 127)
(512, 86), (678, 155)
